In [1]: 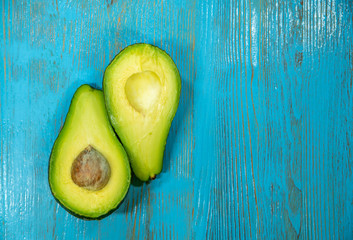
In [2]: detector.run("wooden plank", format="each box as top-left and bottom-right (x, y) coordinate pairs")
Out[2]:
(1, 0), (353, 239)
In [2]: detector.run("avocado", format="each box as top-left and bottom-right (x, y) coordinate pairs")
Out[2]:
(49, 85), (131, 219)
(103, 43), (181, 181)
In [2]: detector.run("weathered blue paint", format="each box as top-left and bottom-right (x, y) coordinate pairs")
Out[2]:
(1, 0), (353, 239)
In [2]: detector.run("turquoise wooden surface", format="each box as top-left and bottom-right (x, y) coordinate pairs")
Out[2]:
(1, 0), (353, 239)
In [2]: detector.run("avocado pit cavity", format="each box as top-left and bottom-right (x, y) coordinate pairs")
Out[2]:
(71, 145), (111, 191)
(125, 70), (162, 114)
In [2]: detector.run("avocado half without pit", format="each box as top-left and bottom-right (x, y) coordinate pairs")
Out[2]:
(49, 85), (131, 219)
(103, 43), (181, 181)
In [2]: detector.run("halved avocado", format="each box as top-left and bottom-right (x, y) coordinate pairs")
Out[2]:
(49, 85), (131, 219)
(103, 43), (181, 181)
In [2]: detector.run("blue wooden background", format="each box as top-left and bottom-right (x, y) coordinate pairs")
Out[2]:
(1, 0), (353, 239)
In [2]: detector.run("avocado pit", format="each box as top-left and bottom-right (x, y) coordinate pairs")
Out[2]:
(71, 145), (111, 191)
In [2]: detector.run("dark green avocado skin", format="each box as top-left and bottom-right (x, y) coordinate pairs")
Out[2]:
(47, 84), (130, 220)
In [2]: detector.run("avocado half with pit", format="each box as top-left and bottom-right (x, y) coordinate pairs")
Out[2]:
(103, 43), (181, 181)
(49, 85), (131, 219)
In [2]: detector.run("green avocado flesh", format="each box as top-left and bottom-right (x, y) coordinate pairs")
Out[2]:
(103, 43), (181, 181)
(49, 85), (131, 219)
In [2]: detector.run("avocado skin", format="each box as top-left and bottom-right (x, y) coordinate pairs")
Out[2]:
(48, 84), (131, 220)
(48, 170), (129, 220)
(103, 43), (181, 181)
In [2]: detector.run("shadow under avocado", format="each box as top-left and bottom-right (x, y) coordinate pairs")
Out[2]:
(159, 40), (195, 176)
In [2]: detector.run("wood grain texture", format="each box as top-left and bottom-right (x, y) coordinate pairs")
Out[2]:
(1, 0), (352, 239)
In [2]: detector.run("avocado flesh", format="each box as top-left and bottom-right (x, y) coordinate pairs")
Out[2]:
(49, 85), (131, 219)
(103, 44), (181, 181)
